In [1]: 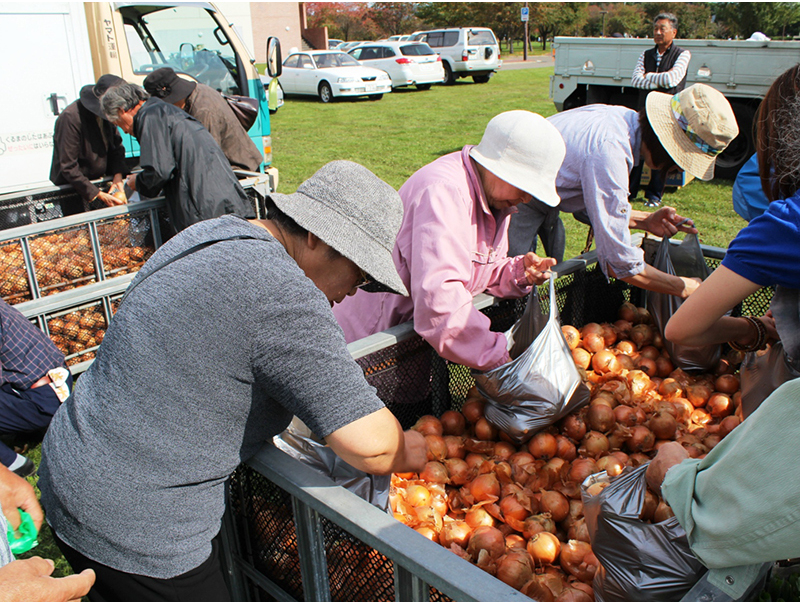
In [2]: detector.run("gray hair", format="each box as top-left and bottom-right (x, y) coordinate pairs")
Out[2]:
(654, 13), (678, 30)
(101, 82), (149, 122)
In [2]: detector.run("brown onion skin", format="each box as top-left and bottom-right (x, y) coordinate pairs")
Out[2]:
(444, 435), (466, 459)
(571, 348), (591, 370)
(588, 404), (616, 433)
(627, 425), (655, 452)
(527, 531), (562, 566)
(707, 393), (734, 418)
(715, 374), (740, 394)
(649, 412), (677, 440)
(467, 526), (506, 561)
(440, 410), (467, 436)
(413, 415), (443, 436)
(562, 414), (588, 442)
(555, 435), (578, 461)
(528, 432), (558, 460)
(425, 434), (447, 461)
(562, 325), (581, 350)
(462, 398), (485, 424)
(496, 550), (534, 591)
(474, 417), (497, 441)
(718, 415), (741, 438)
(540, 490), (570, 522)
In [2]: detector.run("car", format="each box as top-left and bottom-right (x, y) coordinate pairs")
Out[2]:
(278, 50), (392, 103)
(409, 27), (501, 85)
(328, 38), (344, 49)
(387, 35), (412, 42)
(348, 41), (444, 90)
(335, 41), (368, 52)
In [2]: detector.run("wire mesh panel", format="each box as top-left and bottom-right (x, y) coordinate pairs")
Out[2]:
(0, 189), (78, 230)
(95, 212), (158, 279)
(44, 300), (107, 367)
(28, 225), (97, 298)
(0, 238), (30, 304)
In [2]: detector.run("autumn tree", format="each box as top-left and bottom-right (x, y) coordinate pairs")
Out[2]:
(305, 2), (377, 41)
(370, 2), (422, 37)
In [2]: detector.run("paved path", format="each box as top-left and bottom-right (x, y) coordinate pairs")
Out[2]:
(500, 54), (554, 70)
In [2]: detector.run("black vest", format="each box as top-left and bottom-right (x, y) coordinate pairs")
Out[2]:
(637, 43), (688, 107)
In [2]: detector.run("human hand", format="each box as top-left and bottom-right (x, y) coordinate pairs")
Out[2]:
(0, 466), (42, 532)
(758, 314), (779, 343)
(643, 207), (698, 238)
(522, 252), (556, 285)
(125, 174), (137, 192)
(0, 557), (95, 602)
(94, 191), (126, 207)
(645, 441), (689, 496)
(679, 276), (703, 299)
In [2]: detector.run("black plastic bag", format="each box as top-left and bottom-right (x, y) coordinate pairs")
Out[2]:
(647, 234), (722, 372)
(582, 465), (706, 602)
(475, 277), (590, 444)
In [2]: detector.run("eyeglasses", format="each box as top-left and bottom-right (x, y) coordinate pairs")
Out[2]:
(355, 267), (372, 289)
(354, 267), (395, 294)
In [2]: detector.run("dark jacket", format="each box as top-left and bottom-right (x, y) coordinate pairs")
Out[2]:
(49, 100), (130, 206)
(637, 43), (688, 107)
(183, 83), (263, 172)
(133, 98), (253, 235)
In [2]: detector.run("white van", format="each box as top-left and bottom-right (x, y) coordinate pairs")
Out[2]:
(410, 27), (501, 85)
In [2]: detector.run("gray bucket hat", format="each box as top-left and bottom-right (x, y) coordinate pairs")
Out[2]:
(269, 161), (408, 296)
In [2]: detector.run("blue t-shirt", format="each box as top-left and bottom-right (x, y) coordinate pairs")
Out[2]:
(732, 154), (770, 222)
(722, 189), (800, 288)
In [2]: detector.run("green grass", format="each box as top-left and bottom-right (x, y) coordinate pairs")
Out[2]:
(270, 66), (741, 260)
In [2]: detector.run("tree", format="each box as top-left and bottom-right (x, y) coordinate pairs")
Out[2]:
(305, 2), (377, 41)
(605, 3), (646, 37)
(714, 2), (800, 40)
(370, 3), (422, 37)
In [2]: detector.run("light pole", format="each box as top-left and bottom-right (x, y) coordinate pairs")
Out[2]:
(599, 10), (607, 38)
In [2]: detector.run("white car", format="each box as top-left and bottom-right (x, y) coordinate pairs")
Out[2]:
(278, 51), (392, 103)
(410, 27), (501, 85)
(348, 41), (445, 90)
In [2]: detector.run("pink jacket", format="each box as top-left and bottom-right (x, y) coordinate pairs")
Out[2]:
(333, 147), (531, 371)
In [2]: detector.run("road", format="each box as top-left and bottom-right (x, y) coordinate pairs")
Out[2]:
(500, 54), (554, 70)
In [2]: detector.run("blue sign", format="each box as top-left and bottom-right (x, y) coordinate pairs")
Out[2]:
(521, 6), (529, 21)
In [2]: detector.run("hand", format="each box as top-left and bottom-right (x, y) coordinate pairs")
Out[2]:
(643, 207), (698, 238)
(679, 276), (703, 299)
(0, 466), (42, 532)
(645, 441), (689, 496)
(0, 557), (95, 602)
(125, 174), (137, 192)
(758, 313), (779, 343)
(522, 252), (557, 285)
(94, 191), (126, 207)
(400, 430), (427, 474)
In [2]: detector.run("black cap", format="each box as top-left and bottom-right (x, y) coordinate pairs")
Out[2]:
(143, 67), (197, 104)
(79, 74), (126, 119)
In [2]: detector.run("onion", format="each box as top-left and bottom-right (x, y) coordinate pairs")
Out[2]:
(627, 425), (655, 452)
(581, 431), (610, 458)
(614, 404), (637, 427)
(582, 332), (605, 354)
(714, 358), (734, 376)
(474, 417), (497, 441)
(587, 404), (616, 433)
(658, 378), (683, 399)
(555, 435), (577, 461)
(691, 408), (711, 426)
(561, 325), (581, 350)
(490, 441), (514, 462)
(654, 501), (675, 523)
(468, 473), (500, 502)
(707, 393), (734, 418)
(616, 340), (637, 355)
(562, 414), (587, 442)
(420, 461), (449, 484)
(440, 410), (466, 436)
(635, 356), (657, 377)
(465, 505), (495, 529)
(719, 415), (741, 438)
(615, 354), (635, 371)
(506, 534), (527, 550)
(671, 398), (694, 422)
(496, 549), (534, 590)
(568, 517), (591, 543)
(528, 432), (558, 460)
(686, 384), (712, 408)
(527, 531), (562, 566)
(571, 348), (592, 370)
(415, 526), (438, 541)
(558, 587), (594, 602)
(601, 324), (618, 347)
(715, 374), (740, 394)
(607, 423), (632, 450)
(467, 525), (506, 561)
(540, 490), (570, 522)
(629, 452), (651, 467)
(554, 480), (582, 501)
(639, 345), (660, 361)
(637, 307), (653, 324)
(703, 434), (722, 449)
(413, 415), (443, 436)
(500, 493), (530, 523)
(615, 319), (633, 338)
(560, 540), (598, 583)
(444, 435), (466, 459)
(596, 455), (624, 477)
(439, 520), (472, 548)
(568, 458), (598, 484)
(592, 350), (620, 374)
(523, 514), (556, 539)
(649, 412), (677, 440)
(580, 322), (604, 338)
(443, 458), (471, 486)
(465, 453), (487, 471)
(610, 450), (629, 465)
(639, 488), (658, 521)
(462, 398), (485, 424)
(425, 435), (447, 461)
(405, 484), (432, 507)
(630, 324), (654, 348)
(655, 356), (674, 378)
(618, 302), (638, 323)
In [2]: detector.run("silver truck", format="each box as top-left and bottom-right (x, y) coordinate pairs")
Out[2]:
(549, 36), (800, 179)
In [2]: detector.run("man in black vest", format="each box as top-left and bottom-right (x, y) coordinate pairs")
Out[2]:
(629, 13), (691, 207)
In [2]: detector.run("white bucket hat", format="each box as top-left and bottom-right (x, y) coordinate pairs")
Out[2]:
(469, 110), (566, 207)
(646, 84), (739, 181)
(268, 161), (408, 296)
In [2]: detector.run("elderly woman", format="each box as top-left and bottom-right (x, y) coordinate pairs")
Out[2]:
(665, 65), (800, 414)
(39, 161), (427, 601)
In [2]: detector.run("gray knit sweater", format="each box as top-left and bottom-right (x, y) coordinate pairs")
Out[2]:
(39, 216), (383, 578)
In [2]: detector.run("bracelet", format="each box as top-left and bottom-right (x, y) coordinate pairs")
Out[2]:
(729, 316), (768, 352)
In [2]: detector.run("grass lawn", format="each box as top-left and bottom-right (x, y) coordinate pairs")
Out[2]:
(270, 66), (744, 260)
(19, 64), (747, 584)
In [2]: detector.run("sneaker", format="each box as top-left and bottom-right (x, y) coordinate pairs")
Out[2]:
(12, 458), (36, 478)
(643, 198), (661, 208)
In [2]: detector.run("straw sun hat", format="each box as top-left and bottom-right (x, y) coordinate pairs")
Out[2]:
(646, 84), (739, 181)
(469, 110), (566, 207)
(268, 161), (408, 296)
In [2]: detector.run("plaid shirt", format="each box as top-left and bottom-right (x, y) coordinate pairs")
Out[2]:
(1, 300), (65, 390)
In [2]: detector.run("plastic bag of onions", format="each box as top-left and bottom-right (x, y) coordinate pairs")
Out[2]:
(645, 234), (723, 372)
(581, 465), (706, 601)
(474, 277), (591, 444)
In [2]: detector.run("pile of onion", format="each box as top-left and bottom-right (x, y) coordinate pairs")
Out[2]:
(390, 301), (745, 600)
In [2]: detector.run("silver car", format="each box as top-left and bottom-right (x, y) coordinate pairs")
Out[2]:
(348, 41), (445, 90)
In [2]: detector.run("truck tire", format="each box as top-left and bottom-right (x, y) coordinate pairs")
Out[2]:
(443, 62), (456, 86)
(714, 103), (756, 180)
(318, 81), (334, 103)
(472, 75), (490, 84)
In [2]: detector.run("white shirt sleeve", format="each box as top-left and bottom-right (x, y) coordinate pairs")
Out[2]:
(645, 49), (691, 90)
(630, 51), (651, 89)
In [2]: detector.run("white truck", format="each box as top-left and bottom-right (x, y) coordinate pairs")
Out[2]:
(549, 36), (800, 179)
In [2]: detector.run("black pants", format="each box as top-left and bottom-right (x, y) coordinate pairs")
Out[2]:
(54, 533), (231, 602)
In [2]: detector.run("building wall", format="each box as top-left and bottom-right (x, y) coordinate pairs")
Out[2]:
(217, 2), (257, 60)
(250, 2), (304, 62)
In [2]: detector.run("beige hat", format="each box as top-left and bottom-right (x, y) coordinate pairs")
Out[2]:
(469, 111), (566, 207)
(646, 84), (739, 181)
